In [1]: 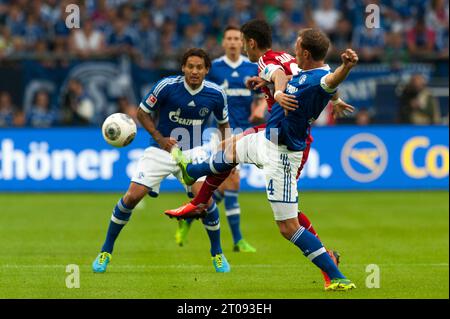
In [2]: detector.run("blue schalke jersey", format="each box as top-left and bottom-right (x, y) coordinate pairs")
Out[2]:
(265, 65), (336, 151)
(140, 75), (228, 150)
(208, 55), (258, 130)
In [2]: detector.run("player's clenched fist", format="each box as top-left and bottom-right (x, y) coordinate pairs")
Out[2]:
(341, 49), (358, 69)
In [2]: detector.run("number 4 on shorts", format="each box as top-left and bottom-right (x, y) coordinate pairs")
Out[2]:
(267, 179), (275, 195)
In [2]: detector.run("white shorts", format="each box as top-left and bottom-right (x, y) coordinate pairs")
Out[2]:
(131, 145), (210, 197)
(235, 130), (303, 221)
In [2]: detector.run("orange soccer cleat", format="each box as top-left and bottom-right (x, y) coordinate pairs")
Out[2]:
(165, 202), (208, 220)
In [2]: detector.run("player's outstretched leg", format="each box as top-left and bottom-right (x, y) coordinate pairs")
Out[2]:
(167, 143), (238, 219)
(165, 172), (232, 219)
(172, 147), (237, 184)
(203, 202), (230, 273)
(93, 183), (147, 273)
(278, 218), (355, 291)
(298, 211), (340, 288)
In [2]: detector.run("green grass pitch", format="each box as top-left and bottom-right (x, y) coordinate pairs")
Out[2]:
(0, 191), (448, 299)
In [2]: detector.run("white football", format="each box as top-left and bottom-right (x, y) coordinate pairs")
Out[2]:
(102, 113), (137, 147)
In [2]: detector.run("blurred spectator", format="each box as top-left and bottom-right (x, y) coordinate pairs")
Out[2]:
(116, 96), (138, 124)
(106, 17), (138, 57)
(52, 1), (73, 54)
(426, 0), (449, 33)
(329, 18), (353, 59)
(69, 19), (105, 58)
(91, 0), (110, 27)
(313, 0), (341, 35)
(0, 91), (15, 127)
(22, 13), (45, 51)
(149, 0), (177, 29)
(0, 1), (8, 25)
(0, 26), (14, 59)
(203, 35), (222, 59)
(40, 0), (60, 27)
(399, 74), (441, 125)
(26, 91), (58, 128)
(355, 108), (371, 126)
(426, 0), (449, 58)
(263, 0), (281, 24)
(383, 31), (410, 69)
(134, 11), (159, 68)
(406, 15), (437, 59)
(177, 0), (211, 36)
(272, 17), (297, 52)
(61, 79), (95, 125)
(278, 0), (308, 28)
(230, 0), (254, 26)
(181, 22), (206, 50)
(352, 21), (385, 62)
(5, 5), (25, 38)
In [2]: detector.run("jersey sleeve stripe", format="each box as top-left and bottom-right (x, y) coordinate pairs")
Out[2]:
(152, 78), (173, 96)
(320, 74), (337, 94)
(215, 117), (229, 124)
(139, 102), (151, 113)
(153, 76), (183, 96)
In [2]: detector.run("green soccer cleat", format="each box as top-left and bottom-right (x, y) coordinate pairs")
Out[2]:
(233, 239), (257, 253)
(92, 252), (112, 273)
(212, 254), (231, 273)
(171, 147), (196, 186)
(175, 219), (191, 246)
(324, 278), (356, 291)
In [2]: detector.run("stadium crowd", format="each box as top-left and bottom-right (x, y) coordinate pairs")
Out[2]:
(0, 0), (448, 127)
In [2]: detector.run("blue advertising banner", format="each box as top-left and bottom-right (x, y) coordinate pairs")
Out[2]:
(0, 126), (448, 192)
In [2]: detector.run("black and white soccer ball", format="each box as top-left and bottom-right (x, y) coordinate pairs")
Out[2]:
(102, 113), (137, 147)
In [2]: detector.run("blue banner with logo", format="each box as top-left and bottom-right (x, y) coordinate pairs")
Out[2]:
(0, 126), (448, 192)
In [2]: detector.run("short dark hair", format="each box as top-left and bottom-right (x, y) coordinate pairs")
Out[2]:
(181, 48), (211, 69)
(223, 25), (240, 34)
(298, 28), (330, 61)
(240, 19), (272, 49)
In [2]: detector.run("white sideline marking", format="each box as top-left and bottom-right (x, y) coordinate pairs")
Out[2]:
(0, 263), (448, 269)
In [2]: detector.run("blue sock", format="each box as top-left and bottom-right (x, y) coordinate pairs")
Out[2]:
(290, 227), (345, 279)
(187, 150), (236, 179)
(202, 202), (222, 256)
(224, 190), (242, 244)
(212, 190), (224, 204)
(101, 198), (133, 254)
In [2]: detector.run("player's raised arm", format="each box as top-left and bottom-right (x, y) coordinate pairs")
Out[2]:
(323, 49), (359, 90)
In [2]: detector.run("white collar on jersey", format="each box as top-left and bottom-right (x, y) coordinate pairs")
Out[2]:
(183, 77), (204, 95)
(222, 55), (245, 69)
(302, 64), (331, 72)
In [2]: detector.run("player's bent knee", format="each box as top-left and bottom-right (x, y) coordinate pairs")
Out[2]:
(277, 218), (301, 240)
(124, 183), (149, 208)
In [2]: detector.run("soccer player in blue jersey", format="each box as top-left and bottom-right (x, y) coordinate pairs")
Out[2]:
(175, 26), (266, 252)
(167, 29), (358, 291)
(92, 48), (232, 273)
